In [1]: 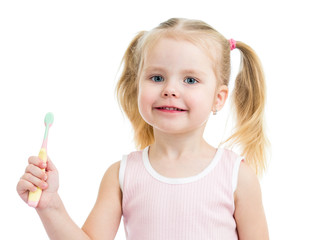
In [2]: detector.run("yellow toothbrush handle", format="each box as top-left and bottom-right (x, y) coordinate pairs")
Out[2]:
(28, 148), (47, 208)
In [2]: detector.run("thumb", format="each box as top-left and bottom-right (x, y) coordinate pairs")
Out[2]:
(46, 155), (57, 171)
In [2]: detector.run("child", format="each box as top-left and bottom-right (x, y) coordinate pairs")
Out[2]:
(17, 18), (269, 239)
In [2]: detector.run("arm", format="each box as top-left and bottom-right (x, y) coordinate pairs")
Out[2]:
(36, 194), (91, 240)
(82, 161), (122, 240)
(38, 161), (122, 240)
(17, 156), (122, 240)
(233, 161), (269, 240)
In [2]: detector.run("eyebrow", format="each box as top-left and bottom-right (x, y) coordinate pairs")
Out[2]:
(142, 66), (165, 73)
(142, 65), (208, 77)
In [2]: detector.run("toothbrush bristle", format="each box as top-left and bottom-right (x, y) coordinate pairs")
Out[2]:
(44, 112), (54, 126)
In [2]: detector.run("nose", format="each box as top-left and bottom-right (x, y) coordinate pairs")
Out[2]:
(163, 90), (177, 97)
(161, 81), (179, 98)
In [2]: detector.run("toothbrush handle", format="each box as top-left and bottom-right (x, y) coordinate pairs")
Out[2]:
(27, 148), (47, 208)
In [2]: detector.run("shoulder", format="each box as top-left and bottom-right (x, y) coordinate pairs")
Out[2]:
(234, 161), (260, 202)
(102, 161), (121, 190)
(95, 160), (123, 205)
(94, 160), (122, 205)
(238, 161), (258, 184)
(86, 161), (122, 213)
(105, 160), (121, 176)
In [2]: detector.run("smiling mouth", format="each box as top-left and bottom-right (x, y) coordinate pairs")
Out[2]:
(155, 107), (186, 111)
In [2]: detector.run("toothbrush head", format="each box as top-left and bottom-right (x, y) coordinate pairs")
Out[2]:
(44, 112), (54, 127)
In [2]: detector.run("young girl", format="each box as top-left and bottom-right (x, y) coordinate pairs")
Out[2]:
(17, 18), (269, 239)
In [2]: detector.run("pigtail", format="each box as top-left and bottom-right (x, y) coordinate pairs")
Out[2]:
(225, 41), (269, 176)
(116, 31), (154, 150)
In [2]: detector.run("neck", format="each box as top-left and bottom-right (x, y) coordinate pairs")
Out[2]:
(149, 126), (215, 162)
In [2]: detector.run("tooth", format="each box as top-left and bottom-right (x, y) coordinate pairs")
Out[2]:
(160, 107), (183, 111)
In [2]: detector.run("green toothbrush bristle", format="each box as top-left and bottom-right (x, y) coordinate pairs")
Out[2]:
(44, 112), (54, 125)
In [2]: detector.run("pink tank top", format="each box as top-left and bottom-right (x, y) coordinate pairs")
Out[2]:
(119, 146), (244, 240)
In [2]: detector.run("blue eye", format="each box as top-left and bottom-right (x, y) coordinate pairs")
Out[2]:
(184, 77), (198, 84)
(151, 76), (164, 82)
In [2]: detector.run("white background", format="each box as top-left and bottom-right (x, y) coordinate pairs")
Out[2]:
(1, 0), (328, 239)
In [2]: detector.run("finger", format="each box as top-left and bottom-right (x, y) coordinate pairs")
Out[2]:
(46, 156), (57, 172)
(28, 156), (46, 169)
(17, 178), (38, 193)
(21, 173), (48, 189)
(25, 164), (47, 180)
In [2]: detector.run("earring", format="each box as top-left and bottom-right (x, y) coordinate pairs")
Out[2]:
(213, 109), (218, 115)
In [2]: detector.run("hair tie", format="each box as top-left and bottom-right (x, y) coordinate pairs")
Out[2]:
(229, 39), (236, 50)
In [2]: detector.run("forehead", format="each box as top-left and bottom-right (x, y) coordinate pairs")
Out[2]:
(142, 37), (216, 73)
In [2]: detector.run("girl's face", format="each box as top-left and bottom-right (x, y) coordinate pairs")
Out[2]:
(138, 37), (227, 135)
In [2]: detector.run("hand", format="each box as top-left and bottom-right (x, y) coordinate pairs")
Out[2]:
(17, 155), (59, 209)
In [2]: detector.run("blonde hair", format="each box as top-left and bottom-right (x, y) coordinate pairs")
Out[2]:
(116, 18), (269, 176)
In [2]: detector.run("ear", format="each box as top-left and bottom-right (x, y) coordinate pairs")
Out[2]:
(212, 85), (229, 112)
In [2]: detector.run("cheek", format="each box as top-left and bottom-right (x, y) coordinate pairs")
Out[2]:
(138, 85), (156, 117)
(186, 89), (215, 111)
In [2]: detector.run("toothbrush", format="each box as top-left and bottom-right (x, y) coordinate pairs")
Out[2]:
(28, 112), (54, 208)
